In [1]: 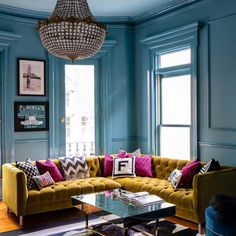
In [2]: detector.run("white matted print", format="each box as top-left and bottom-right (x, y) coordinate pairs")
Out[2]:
(18, 59), (45, 96)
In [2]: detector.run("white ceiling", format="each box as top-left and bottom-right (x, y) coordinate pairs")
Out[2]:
(0, 0), (176, 17)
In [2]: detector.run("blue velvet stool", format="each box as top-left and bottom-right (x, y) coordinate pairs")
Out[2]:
(205, 206), (236, 236)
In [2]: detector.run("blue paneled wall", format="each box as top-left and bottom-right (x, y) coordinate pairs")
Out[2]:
(1, 0), (236, 166)
(135, 0), (236, 165)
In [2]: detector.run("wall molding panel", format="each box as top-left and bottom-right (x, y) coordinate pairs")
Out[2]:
(15, 139), (48, 144)
(207, 13), (236, 131)
(199, 142), (236, 150)
(0, 31), (21, 168)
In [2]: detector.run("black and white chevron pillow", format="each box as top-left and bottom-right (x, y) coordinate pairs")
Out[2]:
(59, 156), (90, 180)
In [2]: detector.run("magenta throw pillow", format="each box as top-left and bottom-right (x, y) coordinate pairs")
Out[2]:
(135, 155), (153, 177)
(179, 160), (201, 188)
(117, 150), (128, 158)
(104, 153), (113, 177)
(36, 159), (64, 182)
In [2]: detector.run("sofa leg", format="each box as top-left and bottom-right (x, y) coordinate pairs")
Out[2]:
(196, 223), (204, 236)
(19, 216), (23, 227)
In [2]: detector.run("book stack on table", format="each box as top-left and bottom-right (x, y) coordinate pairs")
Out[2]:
(116, 190), (164, 206)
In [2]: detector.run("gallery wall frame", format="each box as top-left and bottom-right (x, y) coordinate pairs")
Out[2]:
(18, 58), (46, 96)
(14, 102), (49, 132)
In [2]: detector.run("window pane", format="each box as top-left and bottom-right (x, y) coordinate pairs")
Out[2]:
(160, 48), (191, 68)
(160, 127), (190, 160)
(161, 75), (191, 125)
(65, 65), (95, 156)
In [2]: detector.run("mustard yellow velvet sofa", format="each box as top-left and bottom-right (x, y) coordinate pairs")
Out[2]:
(2, 156), (236, 228)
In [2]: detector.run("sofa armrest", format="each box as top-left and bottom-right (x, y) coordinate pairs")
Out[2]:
(192, 168), (236, 223)
(2, 163), (28, 216)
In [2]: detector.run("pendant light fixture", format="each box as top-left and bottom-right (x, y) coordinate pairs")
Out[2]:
(37, 0), (107, 60)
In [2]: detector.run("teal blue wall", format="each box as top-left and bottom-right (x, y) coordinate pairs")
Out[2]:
(0, 10), (136, 163)
(1, 0), (236, 167)
(135, 0), (236, 165)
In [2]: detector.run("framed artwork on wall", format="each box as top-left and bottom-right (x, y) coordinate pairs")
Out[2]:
(18, 58), (46, 96)
(14, 102), (49, 132)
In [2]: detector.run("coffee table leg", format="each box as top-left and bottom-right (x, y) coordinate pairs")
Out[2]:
(81, 203), (89, 229)
(124, 227), (128, 236)
(155, 219), (159, 236)
(85, 213), (89, 228)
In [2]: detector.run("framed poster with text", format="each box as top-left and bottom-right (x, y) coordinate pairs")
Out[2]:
(14, 102), (49, 132)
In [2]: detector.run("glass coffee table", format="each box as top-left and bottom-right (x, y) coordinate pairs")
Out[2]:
(71, 189), (176, 236)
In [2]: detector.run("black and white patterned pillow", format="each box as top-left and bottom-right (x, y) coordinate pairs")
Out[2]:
(112, 156), (136, 179)
(16, 158), (40, 190)
(132, 148), (141, 157)
(199, 158), (221, 173)
(59, 156), (90, 180)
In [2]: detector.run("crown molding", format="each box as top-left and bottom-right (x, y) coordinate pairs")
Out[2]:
(97, 16), (133, 25)
(133, 0), (203, 24)
(0, 4), (49, 20)
(135, 0), (217, 29)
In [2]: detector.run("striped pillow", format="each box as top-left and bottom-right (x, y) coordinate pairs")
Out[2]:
(199, 159), (221, 173)
(32, 171), (55, 189)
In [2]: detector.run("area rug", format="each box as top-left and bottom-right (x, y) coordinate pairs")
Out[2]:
(0, 211), (198, 236)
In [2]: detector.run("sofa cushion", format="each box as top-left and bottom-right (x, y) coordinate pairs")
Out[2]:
(36, 159), (64, 182)
(114, 176), (193, 210)
(199, 159), (221, 173)
(104, 154), (113, 177)
(179, 160), (201, 188)
(27, 177), (121, 206)
(135, 155), (153, 177)
(16, 159), (40, 190)
(112, 156), (135, 179)
(168, 169), (182, 188)
(32, 171), (55, 189)
(59, 156), (90, 180)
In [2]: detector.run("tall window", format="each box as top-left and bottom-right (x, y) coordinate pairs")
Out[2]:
(157, 48), (193, 160)
(65, 65), (95, 156)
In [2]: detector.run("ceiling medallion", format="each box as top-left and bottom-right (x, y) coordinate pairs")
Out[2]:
(37, 0), (107, 60)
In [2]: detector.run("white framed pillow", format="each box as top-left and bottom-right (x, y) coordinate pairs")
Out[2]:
(112, 156), (136, 179)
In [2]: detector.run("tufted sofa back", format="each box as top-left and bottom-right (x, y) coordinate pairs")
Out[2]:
(152, 156), (190, 180)
(52, 157), (102, 177)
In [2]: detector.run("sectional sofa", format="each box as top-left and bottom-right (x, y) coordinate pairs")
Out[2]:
(2, 155), (236, 231)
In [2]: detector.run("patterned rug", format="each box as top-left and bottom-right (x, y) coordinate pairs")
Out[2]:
(0, 210), (198, 236)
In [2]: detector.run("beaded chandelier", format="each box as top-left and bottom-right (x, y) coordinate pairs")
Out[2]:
(37, 0), (107, 60)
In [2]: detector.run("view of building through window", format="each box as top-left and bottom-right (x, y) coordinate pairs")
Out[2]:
(65, 65), (95, 156)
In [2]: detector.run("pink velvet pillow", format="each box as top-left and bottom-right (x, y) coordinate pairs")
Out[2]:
(36, 159), (64, 182)
(135, 155), (153, 177)
(117, 150), (128, 158)
(104, 153), (113, 177)
(179, 160), (201, 188)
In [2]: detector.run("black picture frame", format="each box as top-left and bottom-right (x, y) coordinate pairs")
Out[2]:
(18, 58), (46, 96)
(14, 102), (49, 132)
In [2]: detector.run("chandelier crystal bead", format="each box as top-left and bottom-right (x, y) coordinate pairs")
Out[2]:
(37, 0), (107, 60)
